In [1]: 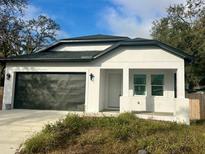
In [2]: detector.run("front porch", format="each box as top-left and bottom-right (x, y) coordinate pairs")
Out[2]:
(99, 68), (189, 124)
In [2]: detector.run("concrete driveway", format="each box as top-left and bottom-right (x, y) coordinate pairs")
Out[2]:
(0, 109), (68, 154)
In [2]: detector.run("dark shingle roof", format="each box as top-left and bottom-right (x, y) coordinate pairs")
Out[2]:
(35, 34), (130, 53)
(5, 51), (100, 62)
(0, 34), (193, 62)
(61, 34), (129, 40)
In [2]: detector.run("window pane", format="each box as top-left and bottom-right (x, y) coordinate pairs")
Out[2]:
(151, 75), (164, 85)
(134, 75), (146, 84)
(134, 85), (146, 95)
(152, 86), (163, 96)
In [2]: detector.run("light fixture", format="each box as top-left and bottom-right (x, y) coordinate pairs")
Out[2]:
(89, 73), (94, 81)
(6, 73), (11, 80)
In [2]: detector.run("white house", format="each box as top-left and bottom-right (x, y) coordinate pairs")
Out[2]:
(1, 34), (192, 124)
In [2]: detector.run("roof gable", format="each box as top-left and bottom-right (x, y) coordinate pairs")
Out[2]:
(94, 40), (192, 61)
(96, 46), (184, 64)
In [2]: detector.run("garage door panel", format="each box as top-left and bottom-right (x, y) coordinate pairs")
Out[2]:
(14, 73), (86, 111)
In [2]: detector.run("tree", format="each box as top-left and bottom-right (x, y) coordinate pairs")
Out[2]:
(0, 0), (60, 56)
(151, 0), (205, 90)
(0, 0), (27, 13)
(21, 15), (60, 54)
(0, 0), (60, 85)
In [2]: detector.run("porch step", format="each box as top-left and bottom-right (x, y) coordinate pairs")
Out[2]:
(103, 108), (120, 111)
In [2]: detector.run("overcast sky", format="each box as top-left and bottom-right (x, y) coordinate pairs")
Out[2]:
(29, 0), (185, 39)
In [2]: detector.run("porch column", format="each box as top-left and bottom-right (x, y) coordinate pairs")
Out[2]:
(175, 67), (190, 125)
(123, 68), (129, 96)
(176, 67), (185, 98)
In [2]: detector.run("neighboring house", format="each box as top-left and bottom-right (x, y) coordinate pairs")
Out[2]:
(0, 34), (192, 124)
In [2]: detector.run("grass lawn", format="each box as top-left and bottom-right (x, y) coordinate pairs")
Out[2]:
(20, 113), (205, 154)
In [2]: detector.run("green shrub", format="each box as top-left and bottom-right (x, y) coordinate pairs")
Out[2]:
(21, 131), (56, 153)
(112, 125), (135, 140)
(116, 112), (137, 124)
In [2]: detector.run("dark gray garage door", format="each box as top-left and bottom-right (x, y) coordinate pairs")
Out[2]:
(14, 72), (86, 111)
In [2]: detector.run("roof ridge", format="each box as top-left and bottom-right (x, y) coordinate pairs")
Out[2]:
(60, 34), (130, 40)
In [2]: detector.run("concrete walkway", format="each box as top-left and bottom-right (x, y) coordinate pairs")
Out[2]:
(0, 109), (68, 154)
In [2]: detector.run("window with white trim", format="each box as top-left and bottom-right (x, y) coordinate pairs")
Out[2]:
(151, 74), (164, 96)
(134, 74), (146, 95)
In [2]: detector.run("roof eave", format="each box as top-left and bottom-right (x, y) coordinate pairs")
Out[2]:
(0, 58), (93, 62)
(155, 41), (193, 63)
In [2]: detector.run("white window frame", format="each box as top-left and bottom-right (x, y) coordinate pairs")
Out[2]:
(151, 74), (164, 96)
(133, 74), (147, 96)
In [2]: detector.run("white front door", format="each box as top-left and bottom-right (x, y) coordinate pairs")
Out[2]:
(108, 73), (122, 108)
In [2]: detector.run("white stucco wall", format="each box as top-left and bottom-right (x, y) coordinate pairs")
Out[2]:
(3, 45), (189, 124)
(98, 46), (184, 65)
(3, 62), (101, 112)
